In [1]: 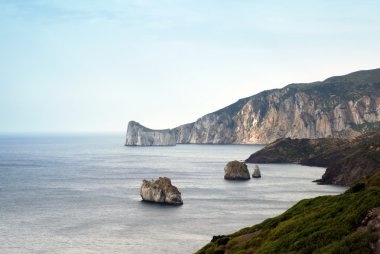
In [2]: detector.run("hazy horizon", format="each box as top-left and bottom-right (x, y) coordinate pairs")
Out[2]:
(1, 0), (380, 133)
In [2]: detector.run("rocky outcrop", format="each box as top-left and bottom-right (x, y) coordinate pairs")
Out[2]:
(140, 177), (183, 205)
(357, 207), (380, 253)
(252, 165), (261, 178)
(224, 161), (250, 180)
(125, 121), (176, 146)
(246, 130), (380, 186)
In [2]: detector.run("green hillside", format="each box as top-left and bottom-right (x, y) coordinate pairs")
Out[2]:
(196, 173), (380, 254)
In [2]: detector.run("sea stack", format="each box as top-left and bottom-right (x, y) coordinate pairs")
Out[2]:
(140, 177), (183, 205)
(224, 161), (250, 180)
(252, 165), (261, 178)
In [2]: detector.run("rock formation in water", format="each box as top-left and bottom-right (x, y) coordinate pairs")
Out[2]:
(224, 161), (250, 180)
(252, 165), (261, 178)
(246, 130), (380, 185)
(140, 177), (183, 205)
(125, 121), (176, 146)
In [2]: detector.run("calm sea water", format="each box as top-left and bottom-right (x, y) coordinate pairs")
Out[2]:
(0, 134), (346, 254)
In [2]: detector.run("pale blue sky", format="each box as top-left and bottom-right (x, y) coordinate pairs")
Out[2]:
(1, 0), (380, 133)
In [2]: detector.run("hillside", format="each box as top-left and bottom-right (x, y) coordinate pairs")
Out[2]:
(246, 130), (380, 185)
(196, 173), (380, 254)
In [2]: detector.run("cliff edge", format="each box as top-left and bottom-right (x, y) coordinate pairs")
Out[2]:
(125, 121), (176, 146)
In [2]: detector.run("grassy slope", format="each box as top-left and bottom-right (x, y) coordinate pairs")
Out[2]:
(196, 173), (380, 254)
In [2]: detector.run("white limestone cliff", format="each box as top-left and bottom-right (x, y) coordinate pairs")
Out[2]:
(178, 68), (380, 144)
(126, 68), (380, 145)
(125, 121), (176, 146)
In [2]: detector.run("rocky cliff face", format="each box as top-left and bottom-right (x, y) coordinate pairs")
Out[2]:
(178, 68), (380, 144)
(125, 121), (176, 146)
(173, 122), (194, 143)
(126, 69), (380, 144)
(319, 132), (380, 185)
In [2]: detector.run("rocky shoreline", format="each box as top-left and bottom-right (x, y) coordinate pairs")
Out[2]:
(246, 130), (380, 186)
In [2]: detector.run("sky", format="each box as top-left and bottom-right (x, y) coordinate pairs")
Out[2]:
(0, 0), (380, 133)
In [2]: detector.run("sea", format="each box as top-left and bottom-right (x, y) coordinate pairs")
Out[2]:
(0, 134), (346, 254)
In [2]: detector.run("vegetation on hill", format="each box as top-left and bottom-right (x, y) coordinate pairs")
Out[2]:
(196, 173), (380, 254)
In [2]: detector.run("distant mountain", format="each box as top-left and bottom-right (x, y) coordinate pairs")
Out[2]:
(246, 130), (380, 186)
(171, 68), (380, 144)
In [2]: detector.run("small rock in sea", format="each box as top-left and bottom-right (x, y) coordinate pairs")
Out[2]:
(224, 160), (250, 180)
(252, 165), (261, 178)
(140, 177), (183, 205)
